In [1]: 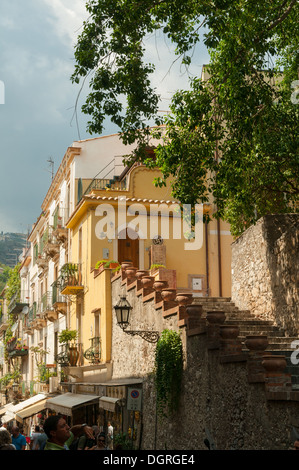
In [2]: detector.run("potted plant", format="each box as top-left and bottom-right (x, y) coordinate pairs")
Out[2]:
(104, 260), (120, 269)
(58, 328), (79, 366)
(95, 259), (107, 269)
(150, 264), (166, 273)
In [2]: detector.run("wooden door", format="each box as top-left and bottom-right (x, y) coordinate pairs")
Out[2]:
(118, 228), (139, 268)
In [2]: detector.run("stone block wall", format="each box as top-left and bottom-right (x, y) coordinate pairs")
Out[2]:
(231, 214), (299, 335)
(110, 271), (299, 450)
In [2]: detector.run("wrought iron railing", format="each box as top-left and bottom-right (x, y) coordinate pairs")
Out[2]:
(56, 263), (83, 293)
(84, 337), (101, 364)
(51, 282), (67, 304)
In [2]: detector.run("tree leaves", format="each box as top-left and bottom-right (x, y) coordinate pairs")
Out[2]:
(73, 0), (299, 234)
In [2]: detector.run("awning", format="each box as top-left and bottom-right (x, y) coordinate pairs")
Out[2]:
(0, 402), (14, 417)
(1, 394), (46, 423)
(99, 396), (121, 412)
(15, 398), (48, 423)
(46, 393), (100, 416)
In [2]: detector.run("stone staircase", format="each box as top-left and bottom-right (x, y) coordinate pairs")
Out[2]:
(192, 296), (299, 390)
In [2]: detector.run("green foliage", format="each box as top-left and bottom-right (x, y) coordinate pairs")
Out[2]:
(150, 264), (166, 271)
(113, 432), (134, 450)
(154, 329), (183, 417)
(73, 0), (298, 235)
(5, 264), (21, 305)
(0, 368), (21, 391)
(95, 259), (107, 269)
(0, 264), (10, 293)
(58, 328), (78, 344)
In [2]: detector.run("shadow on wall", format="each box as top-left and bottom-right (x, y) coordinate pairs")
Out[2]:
(264, 214), (299, 336)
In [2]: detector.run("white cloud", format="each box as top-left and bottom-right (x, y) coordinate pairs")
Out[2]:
(42, 0), (89, 48)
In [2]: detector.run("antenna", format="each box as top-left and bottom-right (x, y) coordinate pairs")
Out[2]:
(47, 157), (54, 181)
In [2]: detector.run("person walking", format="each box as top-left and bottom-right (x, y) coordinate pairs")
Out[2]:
(43, 415), (94, 450)
(107, 421), (113, 450)
(11, 426), (27, 450)
(30, 425), (42, 450)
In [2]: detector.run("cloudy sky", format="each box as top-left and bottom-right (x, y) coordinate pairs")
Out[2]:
(0, 0), (209, 234)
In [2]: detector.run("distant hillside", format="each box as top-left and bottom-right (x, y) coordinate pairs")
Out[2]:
(0, 232), (28, 267)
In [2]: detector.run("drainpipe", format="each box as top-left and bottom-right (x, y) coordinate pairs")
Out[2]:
(205, 220), (210, 297)
(217, 219), (222, 297)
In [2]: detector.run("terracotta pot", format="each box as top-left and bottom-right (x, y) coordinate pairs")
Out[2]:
(161, 288), (177, 302)
(245, 335), (269, 351)
(141, 276), (155, 288)
(136, 270), (149, 280)
(262, 354), (287, 373)
(220, 325), (240, 339)
(125, 266), (138, 279)
(121, 261), (133, 269)
(153, 280), (169, 291)
(68, 347), (79, 367)
(206, 311), (226, 324)
(175, 292), (193, 306)
(186, 304), (203, 318)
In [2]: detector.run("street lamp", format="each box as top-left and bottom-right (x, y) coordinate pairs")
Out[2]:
(114, 296), (159, 343)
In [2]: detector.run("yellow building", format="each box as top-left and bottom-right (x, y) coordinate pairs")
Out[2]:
(63, 160), (233, 376)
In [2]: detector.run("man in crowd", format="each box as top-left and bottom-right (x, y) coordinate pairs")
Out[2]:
(43, 415), (94, 450)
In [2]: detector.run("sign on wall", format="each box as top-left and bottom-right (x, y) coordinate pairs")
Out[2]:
(127, 388), (142, 411)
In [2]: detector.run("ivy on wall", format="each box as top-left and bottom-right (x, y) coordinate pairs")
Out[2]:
(154, 329), (183, 417)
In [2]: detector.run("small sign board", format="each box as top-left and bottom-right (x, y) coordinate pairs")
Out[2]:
(127, 388), (142, 411)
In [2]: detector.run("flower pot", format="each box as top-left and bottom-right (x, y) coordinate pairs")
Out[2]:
(153, 280), (169, 291)
(262, 355), (287, 373)
(136, 270), (149, 280)
(175, 292), (193, 306)
(125, 267), (138, 279)
(220, 325), (240, 339)
(186, 304), (203, 318)
(244, 335), (269, 351)
(121, 261), (133, 270)
(141, 275), (155, 288)
(161, 288), (177, 302)
(206, 311), (226, 324)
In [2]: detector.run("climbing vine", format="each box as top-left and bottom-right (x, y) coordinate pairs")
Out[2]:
(154, 329), (183, 417)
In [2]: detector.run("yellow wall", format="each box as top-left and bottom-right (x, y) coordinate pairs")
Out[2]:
(68, 165), (233, 365)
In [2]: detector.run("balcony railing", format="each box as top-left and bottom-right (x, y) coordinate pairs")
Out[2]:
(57, 263), (83, 296)
(8, 290), (29, 315)
(52, 207), (69, 244)
(7, 337), (29, 357)
(40, 225), (60, 258)
(53, 207), (69, 230)
(84, 337), (101, 364)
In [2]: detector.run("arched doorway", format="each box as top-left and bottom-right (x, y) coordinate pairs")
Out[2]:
(118, 228), (139, 268)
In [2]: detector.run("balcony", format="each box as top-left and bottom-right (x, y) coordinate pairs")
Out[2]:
(7, 337), (29, 358)
(23, 302), (37, 334)
(51, 282), (67, 317)
(52, 207), (69, 245)
(8, 290), (29, 315)
(57, 263), (83, 296)
(41, 226), (60, 259)
(36, 253), (48, 270)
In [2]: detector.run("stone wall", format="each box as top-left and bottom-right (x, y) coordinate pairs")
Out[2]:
(231, 214), (299, 335)
(110, 274), (299, 450)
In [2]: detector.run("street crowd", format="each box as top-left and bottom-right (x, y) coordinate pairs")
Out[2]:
(0, 416), (115, 450)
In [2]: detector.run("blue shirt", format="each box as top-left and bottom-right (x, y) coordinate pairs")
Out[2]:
(12, 433), (27, 450)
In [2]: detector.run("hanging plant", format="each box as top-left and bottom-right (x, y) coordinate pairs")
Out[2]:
(154, 329), (183, 418)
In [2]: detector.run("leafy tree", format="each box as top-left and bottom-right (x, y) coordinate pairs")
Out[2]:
(72, 1), (298, 235)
